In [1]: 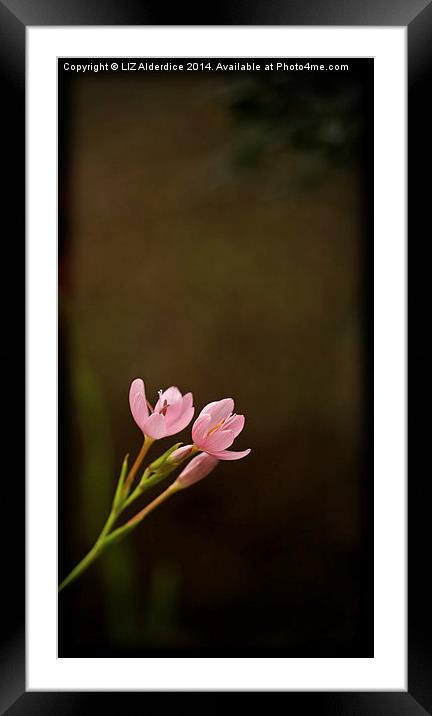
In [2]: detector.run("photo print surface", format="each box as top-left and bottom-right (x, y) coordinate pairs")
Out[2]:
(58, 58), (373, 657)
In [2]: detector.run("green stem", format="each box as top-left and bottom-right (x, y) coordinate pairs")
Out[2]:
(104, 483), (180, 547)
(112, 453), (130, 510)
(58, 477), (145, 593)
(58, 482), (180, 592)
(97, 507), (119, 542)
(58, 539), (107, 593)
(58, 503), (124, 593)
(121, 470), (166, 511)
(58, 440), (191, 593)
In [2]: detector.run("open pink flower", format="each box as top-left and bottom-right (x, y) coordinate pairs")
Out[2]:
(192, 398), (250, 460)
(129, 379), (194, 440)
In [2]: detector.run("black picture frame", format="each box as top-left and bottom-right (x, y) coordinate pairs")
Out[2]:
(2, 0), (420, 712)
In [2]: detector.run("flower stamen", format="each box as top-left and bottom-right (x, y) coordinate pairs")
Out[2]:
(159, 399), (169, 416)
(207, 418), (226, 437)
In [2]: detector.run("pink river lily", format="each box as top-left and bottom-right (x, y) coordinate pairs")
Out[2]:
(129, 378), (194, 440)
(191, 398), (250, 460)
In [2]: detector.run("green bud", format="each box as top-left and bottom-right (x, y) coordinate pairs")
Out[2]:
(148, 442), (183, 472)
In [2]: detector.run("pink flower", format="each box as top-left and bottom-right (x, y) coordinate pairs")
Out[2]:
(192, 398), (251, 460)
(129, 379), (194, 440)
(176, 453), (219, 488)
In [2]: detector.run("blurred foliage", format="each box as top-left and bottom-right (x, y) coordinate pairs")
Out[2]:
(68, 310), (141, 647)
(143, 562), (182, 644)
(225, 73), (364, 182)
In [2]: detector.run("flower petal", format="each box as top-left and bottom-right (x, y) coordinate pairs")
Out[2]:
(205, 429), (235, 452)
(221, 414), (245, 439)
(192, 413), (212, 445)
(165, 406), (195, 437)
(131, 394), (149, 430)
(210, 448), (251, 461)
(129, 378), (149, 425)
(155, 386), (183, 412)
(165, 392), (193, 428)
(198, 398), (234, 424)
(180, 392), (193, 412)
(143, 412), (166, 439)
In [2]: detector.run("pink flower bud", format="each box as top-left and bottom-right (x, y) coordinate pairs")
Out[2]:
(176, 453), (219, 489)
(168, 445), (194, 464)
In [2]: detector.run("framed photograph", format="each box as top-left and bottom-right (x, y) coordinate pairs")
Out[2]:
(1, 0), (422, 711)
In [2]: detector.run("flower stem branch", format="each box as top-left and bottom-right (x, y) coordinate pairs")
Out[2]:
(104, 483), (180, 547)
(58, 442), (185, 593)
(123, 435), (153, 492)
(58, 482), (180, 592)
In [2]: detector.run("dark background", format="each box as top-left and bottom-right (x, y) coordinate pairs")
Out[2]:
(58, 58), (373, 657)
